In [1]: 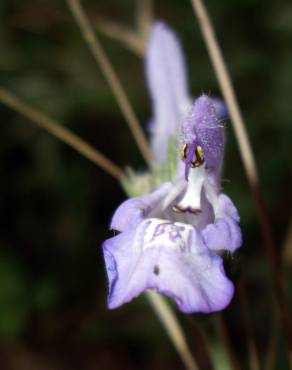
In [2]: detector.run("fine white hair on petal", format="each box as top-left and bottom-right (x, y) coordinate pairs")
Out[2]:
(146, 21), (191, 163)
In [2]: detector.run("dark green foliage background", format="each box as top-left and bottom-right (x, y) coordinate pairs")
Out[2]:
(0, 0), (291, 369)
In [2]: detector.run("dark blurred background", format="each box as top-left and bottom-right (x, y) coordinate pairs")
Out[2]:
(0, 0), (291, 369)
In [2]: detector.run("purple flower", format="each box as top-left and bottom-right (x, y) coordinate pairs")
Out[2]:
(102, 22), (242, 313)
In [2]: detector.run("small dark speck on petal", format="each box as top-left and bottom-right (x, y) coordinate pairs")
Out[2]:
(153, 265), (160, 275)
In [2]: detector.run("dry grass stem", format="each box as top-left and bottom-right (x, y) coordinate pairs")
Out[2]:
(190, 0), (258, 186)
(190, 0), (292, 364)
(146, 291), (200, 370)
(66, 0), (152, 166)
(95, 17), (145, 57)
(239, 280), (260, 370)
(265, 309), (279, 370)
(136, 0), (153, 37)
(218, 315), (242, 370)
(0, 87), (124, 180)
(283, 217), (292, 266)
(95, 0), (153, 57)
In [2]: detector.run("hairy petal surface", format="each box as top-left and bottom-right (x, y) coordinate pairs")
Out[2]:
(146, 22), (191, 163)
(103, 219), (234, 313)
(180, 95), (224, 178)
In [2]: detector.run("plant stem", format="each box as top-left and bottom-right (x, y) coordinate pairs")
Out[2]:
(66, 0), (152, 166)
(0, 87), (124, 180)
(136, 0), (153, 37)
(265, 308), (279, 370)
(190, 0), (292, 365)
(218, 314), (241, 370)
(283, 217), (292, 266)
(147, 291), (200, 370)
(95, 17), (145, 57)
(239, 279), (260, 370)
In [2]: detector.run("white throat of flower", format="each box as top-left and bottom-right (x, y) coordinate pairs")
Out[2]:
(148, 163), (217, 231)
(173, 165), (206, 213)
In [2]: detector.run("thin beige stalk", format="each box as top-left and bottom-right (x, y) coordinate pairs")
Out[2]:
(146, 291), (200, 370)
(66, 0), (152, 166)
(217, 315), (241, 370)
(183, 316), (215, 370)
(190, 0), (257, 186)
(94, 0), (152, 57)
(136, 0), (153, 38)
(0, 87), (124, 180)
(190, 0), (292, 364)
(265, 308), (279, 370)
(239, 279), (260, 370)
(95, 17), (145, 57)
(283, 217), (292, 266)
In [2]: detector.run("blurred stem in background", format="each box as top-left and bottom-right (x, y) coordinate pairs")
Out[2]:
(239, 279), (260, 370)
(265, 308), (279, 370)
(0, 87), (124, 181)
(217, 315), (241, 370)
(66, 0), (152, 167)
(283, 218), (292, 266)
(190, 0), (292, 367)
(93, 0), (152, 57)
(147, 291), (199, 370)
(136, 0), (153, 38)
(94, 17), (145, 57)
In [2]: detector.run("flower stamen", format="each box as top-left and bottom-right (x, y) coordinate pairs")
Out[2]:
(191, 145), (204, 168)
(180, 143), (205, 180)
(180, 143), (188, 160)
(180, 143), (204, 167)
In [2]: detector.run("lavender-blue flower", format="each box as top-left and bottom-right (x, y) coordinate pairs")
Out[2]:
(102, 22), (242, 313)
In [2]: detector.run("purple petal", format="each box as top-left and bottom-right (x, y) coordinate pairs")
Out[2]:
(103, 219), (234, 313)
(103, 226), (149, 308)
(146, 21), (191, 163)
(202, 217), (242, 253)
(110, 182), (172, 232)
(202, 194), (242, 252)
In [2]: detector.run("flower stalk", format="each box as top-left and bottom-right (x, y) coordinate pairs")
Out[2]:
(66, 0), (152, 166)
(147, 291), (200, 370)
(0, 86), (124, 180)
(239, 279), (260, 370)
